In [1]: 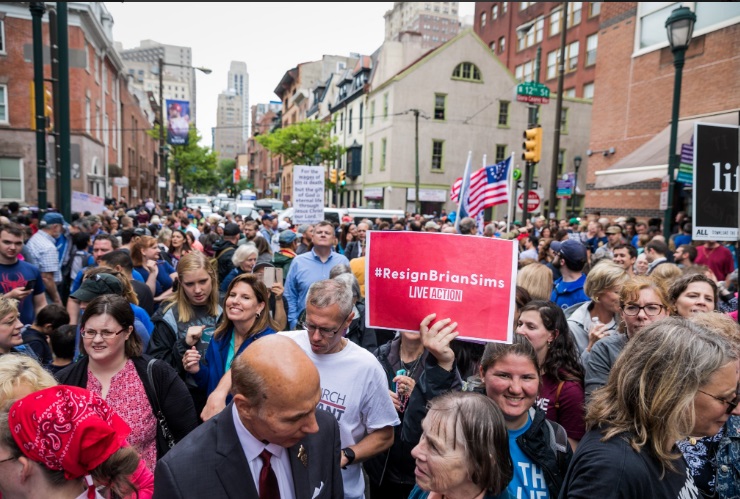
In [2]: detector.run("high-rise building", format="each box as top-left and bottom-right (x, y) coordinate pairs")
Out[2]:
(118, 40), (199, 124)
(213, 91), (243, 160)
(227, 61), (250, 141)
(384, 2), (463, 50)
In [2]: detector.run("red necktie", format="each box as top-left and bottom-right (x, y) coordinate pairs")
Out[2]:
(258, 449), (280, 499)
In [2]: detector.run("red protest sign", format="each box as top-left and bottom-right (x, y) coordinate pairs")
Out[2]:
(365, 231), (516, 343)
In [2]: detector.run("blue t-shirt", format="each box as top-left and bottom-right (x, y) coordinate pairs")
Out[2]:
(0, 261), (45, 325)
(586, 236), (607, 254)
(508, 416), (550, 499)
(673, 234), (692, 247)
(135, 260), (175, 296)
(551, 274), (588, 310)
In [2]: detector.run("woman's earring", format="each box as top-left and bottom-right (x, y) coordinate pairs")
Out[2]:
(256, 311), (261, 318)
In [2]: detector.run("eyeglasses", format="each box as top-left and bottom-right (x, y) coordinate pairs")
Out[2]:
(621, 304), (666, 317)
(301, 311), (351, 338)
(80, 328), (127, 339)
(697, 389), (740, 415)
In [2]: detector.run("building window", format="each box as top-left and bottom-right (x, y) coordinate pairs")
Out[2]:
(520, 2), (534, 10)
(452, 62), (482, 82)
(499, 36), (505, 53)
(489, 41), (496, 52)
(0, 19), (5, 54)
(434, 93), (446, 121)
(84, 45), (90, 73)
(0, 158), (23, 201)
(567, 2), (582, 28)
(380, 138), (387, 171)
(550, 8), (562, 36)
(566, 41), (580, 72)
(546, 50), (557, 80)
(368, 142), (374, 173)
(561, 108), (569, 134)
(492, 4), (499, 20)
(85, 98), (91, 133)
(564, 88), (576, 98)
(0, 84), (7, 124)
(586, 34), (598, 66)
(340, 112), (344, 131)
(359, 103), (364, 130)
(495, 145), (507, 163)
(589, 2), (601, 17)
(370, 101), (375, 125)
(383, 94), (388, 119)
(498, 101), (510, 126)
(503, 2), (508, 13)
(518, 16), (544, 50)
(515, 60), (535, 82)
(431, 140), (444, 170)
(480, 12), (486, 28)
(94, 56), (99, 84)
(583, 82), (595, 100)
(348, 109), (353, 134)
(96, 105), (101, 139)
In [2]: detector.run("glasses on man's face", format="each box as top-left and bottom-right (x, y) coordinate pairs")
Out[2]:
(621, 304), (665, 317)
(80, 328), (127, 340)
(301, 311), (351, 339)
(697, 389), (740, 415)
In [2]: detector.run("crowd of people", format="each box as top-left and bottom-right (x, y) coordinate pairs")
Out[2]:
(0, 197), (737, 498)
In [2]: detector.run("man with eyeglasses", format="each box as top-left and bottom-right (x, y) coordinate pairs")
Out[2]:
(285, 221), (350, 329)
(281, 278), (398, 499)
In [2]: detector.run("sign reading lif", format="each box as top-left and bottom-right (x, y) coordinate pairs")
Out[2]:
(365, 232), (517, 344)
(692, 123), (739, 241)
(516, 81), (551, 104)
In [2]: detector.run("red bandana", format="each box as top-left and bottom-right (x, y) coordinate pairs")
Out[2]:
(8, 386), (131, 483)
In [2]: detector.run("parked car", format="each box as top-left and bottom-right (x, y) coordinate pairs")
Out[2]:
(347, 208), (406, 225)
(185, 195), (210, 211)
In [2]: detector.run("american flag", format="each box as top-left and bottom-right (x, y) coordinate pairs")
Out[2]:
(451, 157), (511, 217)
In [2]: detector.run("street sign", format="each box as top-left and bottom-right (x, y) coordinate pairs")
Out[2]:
(516, 81), (550, 104)
(513, 168), (522, 181)
(517, 191), (541, 212)
(659, 175), (669, 211)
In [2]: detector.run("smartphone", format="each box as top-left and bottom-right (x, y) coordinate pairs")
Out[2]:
(392, 369), (407, 393)
(197, 327), (215, 356)
(23, 279), (36, 291)
(263, 268), (275, 288)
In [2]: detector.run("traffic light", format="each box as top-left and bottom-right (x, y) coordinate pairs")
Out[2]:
(329, 168), (337, 184)
(522, 125), (542, 163)
(339, 170), (346, 186)
(44, 87), (53, 131)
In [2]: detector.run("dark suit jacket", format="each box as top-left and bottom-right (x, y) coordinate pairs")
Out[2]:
(153, 403), (343, 499)
(344, 241), (362, 260)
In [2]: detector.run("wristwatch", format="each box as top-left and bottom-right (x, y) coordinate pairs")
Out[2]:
(341, 447), (355, 469)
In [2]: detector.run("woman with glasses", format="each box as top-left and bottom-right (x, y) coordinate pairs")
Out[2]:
(56, 294), (198, 472)
(584, 276), (671, 399)
(182, 273), (277, 399)
(680, 312), (740, 499)
(561, 317), (739, 498)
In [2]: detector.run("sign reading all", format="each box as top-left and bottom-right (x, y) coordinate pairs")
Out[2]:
(692, 123), (739, 241)
(365, 232), (516, 344)
(516, 81), (551, 104)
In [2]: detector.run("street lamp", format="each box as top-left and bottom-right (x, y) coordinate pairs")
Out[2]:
(571, 155), (582, 216)
(663, 6), (696, 239)
(158, 58), (211, 207)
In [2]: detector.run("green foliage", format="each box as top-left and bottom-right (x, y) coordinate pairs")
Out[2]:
(147, 125), (219, 195)
(255, 120), (344, 166)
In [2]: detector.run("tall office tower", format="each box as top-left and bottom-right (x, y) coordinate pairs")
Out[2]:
(227, 61), (250, 141)
(384, 2), (462, 50)
(118, 40), (199, 124)
(213, 90), (243, 160)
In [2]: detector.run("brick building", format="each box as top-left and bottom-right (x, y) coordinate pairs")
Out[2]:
(0, 3), (158, 208)
(586, 2), (740, 220)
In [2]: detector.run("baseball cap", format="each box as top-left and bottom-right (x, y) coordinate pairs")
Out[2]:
(223, 223), (240, 236)
(512, 220), (523, 227)
(70, 273), (123, 302)
(568, 217), (580, 225)
(262, 214), (274, 221)
(133, 227), (147, 236)
(297, 224), (311, 235)
(614, 217), (627, 224)
(424, 221), (441, 230)
(42, 212), (66, 226)
(277, 220), (291, 231)
(550, 239), (587, 264)
(279, 230), (298, 244)
(606, 226), (622, 235)
(252, 262), (275, 274)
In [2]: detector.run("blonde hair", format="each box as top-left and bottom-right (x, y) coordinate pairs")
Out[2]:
(689, 312), (740, 352)
(0, 355), (57, 405)
(649, 263), (682, 293)
(0, 297), (19, 322)
(584, 260), (629, 300)
(163, 252), (220, 323)
(516, 263), (553, 301)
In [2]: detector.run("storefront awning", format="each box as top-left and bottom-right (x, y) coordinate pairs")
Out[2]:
(594, 111), (739, 188)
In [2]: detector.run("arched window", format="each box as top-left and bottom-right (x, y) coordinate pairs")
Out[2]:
(451, 62), (482, 82)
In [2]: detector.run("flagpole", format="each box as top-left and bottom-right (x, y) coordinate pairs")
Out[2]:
(507, 153), (515, 231)
(455, 151), (473, 233)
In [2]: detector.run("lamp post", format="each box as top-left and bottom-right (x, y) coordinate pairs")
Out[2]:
(547, 1), (568, 221)
(663, 6), (696, 240)
(571, 155), (582, 216)
(158, 58), (211, 207)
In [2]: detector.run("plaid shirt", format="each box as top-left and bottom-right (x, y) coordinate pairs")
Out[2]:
(25, 230), (61, 283)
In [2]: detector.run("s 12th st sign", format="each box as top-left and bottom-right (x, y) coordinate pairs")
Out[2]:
(692, 123), (739, 241)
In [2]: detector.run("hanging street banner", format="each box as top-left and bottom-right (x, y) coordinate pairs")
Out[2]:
(365, 231), (517, 344)
(677, 139), (694, 185)
(516, 81), (551, 104)
(692, 122), (739, 241)
(166, 99), (190, 146)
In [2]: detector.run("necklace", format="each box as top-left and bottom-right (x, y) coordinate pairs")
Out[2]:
(400, 354), (422, 378)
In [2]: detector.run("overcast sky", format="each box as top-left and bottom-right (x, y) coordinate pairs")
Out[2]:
(104, 2), (475, 148)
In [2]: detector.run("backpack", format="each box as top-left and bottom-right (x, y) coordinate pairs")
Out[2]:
(210, 247), (232, 278)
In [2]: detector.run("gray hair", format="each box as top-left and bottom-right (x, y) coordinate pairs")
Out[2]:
(329, 264), (351, 279)
(306, 279), (353, 317)
(333, 273), (361, 303)
(157, 227), (172, 245)
(232, 243), (259, 267)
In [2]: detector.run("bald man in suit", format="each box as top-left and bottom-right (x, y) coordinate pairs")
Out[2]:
(154, 335), (343, 499)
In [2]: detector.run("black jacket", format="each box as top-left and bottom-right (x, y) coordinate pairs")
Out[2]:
(55, 354), (199, 459)
(211, 239), (238, 283)
(518, 407), (573, 498)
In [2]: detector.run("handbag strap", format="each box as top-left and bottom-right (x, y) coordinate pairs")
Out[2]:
(554, 380), (565, 410)
(146, 358), (163, 415)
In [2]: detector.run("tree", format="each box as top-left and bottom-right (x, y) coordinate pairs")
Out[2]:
(216, 159), (249, 197)
(255, 120), (344, 167)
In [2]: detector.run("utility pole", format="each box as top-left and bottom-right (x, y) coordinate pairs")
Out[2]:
(412, 109), (420, 215)
(56, 2), (70, 221)
(548, 1), (568, 220)
(522, 46), (542, 223)
(30, 2), (47, 214)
